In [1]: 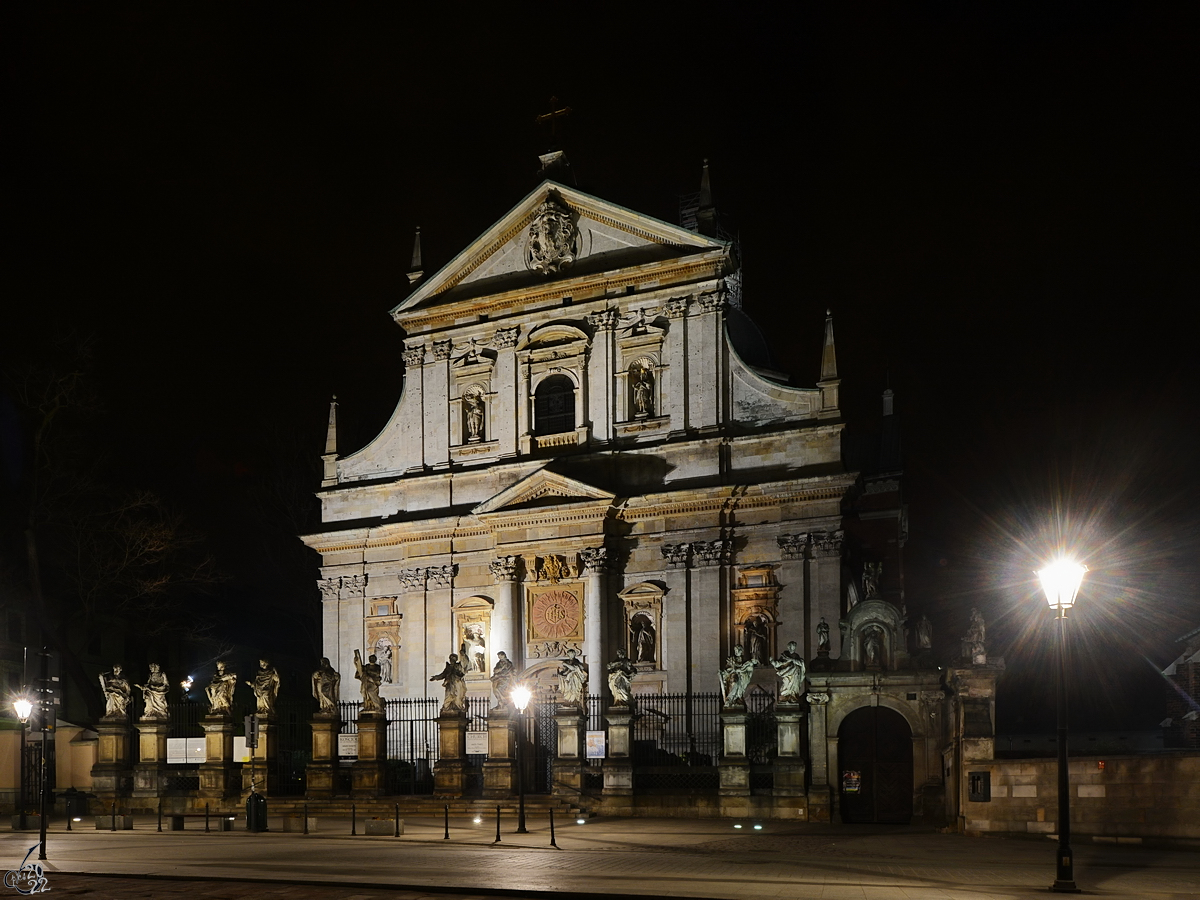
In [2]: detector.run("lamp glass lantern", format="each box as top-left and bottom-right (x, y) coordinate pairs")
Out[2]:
(1037, 560), (1087, 612)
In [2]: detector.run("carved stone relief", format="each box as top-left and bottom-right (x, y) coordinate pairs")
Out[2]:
(777, 533), (809, 561)
(586, 309), (618, 332)
(577, 547), (609, 574)
(526, 198), (578, 275)
(526, 583), (584, 650)
(402, 344), (425, 367)
(692, 539), (731, 567)
(489, 556), (519, 583)
(318, 578), (340, 600)
(342, 575), (367, 599)
(432, 340), (453, 361)
(493, 326), (520, 350)
(453, 596), (493, 681)
(664, 297), (689, 319)
(661, 543), (690, 569)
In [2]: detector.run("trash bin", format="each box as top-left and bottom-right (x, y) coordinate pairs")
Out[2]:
(246, 791), (268, 832)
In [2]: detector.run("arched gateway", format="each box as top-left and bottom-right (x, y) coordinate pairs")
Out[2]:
(838, 706), (913, 824)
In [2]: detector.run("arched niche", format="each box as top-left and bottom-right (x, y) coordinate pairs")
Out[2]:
(453, 595), (494, 681)
(618, 581), (667, 669)
(841, 598), (905, 671)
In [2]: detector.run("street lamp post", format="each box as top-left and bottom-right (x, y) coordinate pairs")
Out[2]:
(13, 696), (32, 830)
(1037, 559), (1087, 894)
(511, 685), (532, 835)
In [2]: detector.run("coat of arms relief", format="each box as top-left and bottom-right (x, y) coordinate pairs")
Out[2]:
(527, 198), (578, 275)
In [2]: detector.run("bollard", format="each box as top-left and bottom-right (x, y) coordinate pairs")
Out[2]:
(351, 803), (356, 836)
(395, 803), (400, 838)
(549, 807), (557, 848)
(110, 803), (116, 832)
(66, 814), (72, 832)
(205, 803), (210, 833)
(493, 805), (501, 844)
(303, 803), (309, 835)
(443, 805), (449, 840)
(157, 799), (162, 833)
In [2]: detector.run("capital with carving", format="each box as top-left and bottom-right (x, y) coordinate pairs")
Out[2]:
(399, 568), (426, 591)
(811, 530), (844, 558)
(806, 692), (830, 706)
(318, 577), (340, 600)
(493, 326), (520, 350)
(777, 533), (810, 561)
(661, 543), (690, 569)
(426, 564), (456, 589)
(342, 574), (367, 599)
(489, 555), (519, 583)
(402, 344), (425, 368)
(663, 297), (689, 319)
(432, 340), (453, 361)
(586, 309), (619, 332)
(692, 539), (731, 567)
(577, 546), (609, 574)
(696, 290), (724, 314)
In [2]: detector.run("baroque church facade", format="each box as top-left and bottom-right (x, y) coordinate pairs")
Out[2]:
(302, 172), (999, 823)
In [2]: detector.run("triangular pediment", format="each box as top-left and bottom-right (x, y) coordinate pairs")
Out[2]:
(472, 467), (616, 515)
(392, 180), (725, 316)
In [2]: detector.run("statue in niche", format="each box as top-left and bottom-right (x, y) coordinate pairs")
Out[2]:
(863, 562), (882, 599)
(312, 657), (341, 716)
(99, 664), (131, 719)
(917, 614), (933, 651)
(430, 653), (467, 714)
(630, 612), (656, 664)
(374, 639), (394, 684)
(460, 623), (487, 675)
(246, 659), (281, 716)
(205, 661), (237, 715)
(771, 642), (807, 703)
(490, 651), (519, 709)
(817, 617), (831, 653)
(464, 391), (485, 442)
(720, 645), (755, 707)
(743, 616), (769, 664)
(862, 627), (884, 668)
(606, 648), (637, 707)
(556, 648), (588, 707)
(135, 662), (170, 720)
(354, 649), (383, 714)
(631, 363), (654, 417)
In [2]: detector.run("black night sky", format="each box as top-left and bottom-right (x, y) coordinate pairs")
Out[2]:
(4, 6), (1199, 730)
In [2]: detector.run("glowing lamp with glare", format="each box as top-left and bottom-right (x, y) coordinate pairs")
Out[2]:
(1036, 560), (1087, 611)
(13, 697), (32, 724)
(511, 685), (532, 712)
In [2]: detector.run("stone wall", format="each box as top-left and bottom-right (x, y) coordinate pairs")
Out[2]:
(961, 752), (1200, 840)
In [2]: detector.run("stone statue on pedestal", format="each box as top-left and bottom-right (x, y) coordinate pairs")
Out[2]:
(312, 657), (341, 716)
(771, 641), (807, 703)
(817, 618), (831, 653)
(205, 661), (237, 715)
(246, 658), (280, 716)
(489, 651), (518, 709)
(606, 648), (637, 706)
(719, 645), (754, 707)
(430, 654), (467, 714)
(354, 649), (383, 714)
(100, 665), (131, 718)
(963, 607), (987, 663)
(135, 663), (169, 720)
(556, 648), (588, 707)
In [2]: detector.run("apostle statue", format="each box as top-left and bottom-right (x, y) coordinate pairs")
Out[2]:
(431, 653), (467, 714)
(135, 663), (170, 720)
(99, 664), (131, 719)
(916, 614), (933, 651)
(556, 648), (588, 708)
(312, 657), (341, 716)
(963, 607), (987, 662)
(863, 626), (883, 668)
(489, 651), (518, 709)
(632, 369), (653, 416)
(816, 617), (831, 653)
(464, 393), (485, 442)
(205, 661), (237, 715)
(720, 645), (755, 707)
(744, 616), (769, 664)
(246, 658), (281, 716)
(354, 649), (383, 714)
(771, 641), (807, 703)
(606, 648), (637, 707)
(375, 640), (393, 684)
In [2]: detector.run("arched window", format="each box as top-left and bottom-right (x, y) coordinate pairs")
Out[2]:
(534, 374), (575, 436)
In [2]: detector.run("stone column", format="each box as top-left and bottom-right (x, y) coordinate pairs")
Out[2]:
(198, 714), (235, 800)
(351, 712), (387, 798)
(602, 708), (633, 798)
(482, 709), (516, 798)
(132, 719), (168, 800)
(92, 716), (133, 803)
(718, 708), (750, 799)
(806, 692), (831, 822)
(433, 712), (468, 797)
(579, 547), (608, 691)
(489, 556), (520, 665)
(553, 706), (587, 799)
(306, 715), (338, 799)
(773, 702), (807, 797)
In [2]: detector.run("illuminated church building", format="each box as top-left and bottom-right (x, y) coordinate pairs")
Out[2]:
(302, 163), (995, 823)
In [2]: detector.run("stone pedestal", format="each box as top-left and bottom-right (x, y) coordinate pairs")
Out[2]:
(306, 715), (339, 799)
(602, 707), (633, 796)
(718, 709), (750, 796)
(433, 712), (468, 797)
(552, 706), (586, 798)
(773, 703), (807, 796)
(132, 719), (168, 799)
(92, 717), (133, 801)
(806, 692), (831, 822)
(482, 709), (515, 798)
(351, 713), (387, 798)
(198, 715), (235, 800)
(241, 718), (275, 794)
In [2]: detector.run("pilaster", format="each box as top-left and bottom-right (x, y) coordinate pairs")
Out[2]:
(806, 692), (831, 822)
(92, 717), (133, 802)
(132, 720), (168, 799)
(198, 715), (236, 800)
(351, 712), (387, 798)
(552, 707), (587, 799)
(306, 715), (338, 799)
(434, 712), (468, 797)
(482, 710), (516, 798)
(773, 703), (807, 797)
(602, 708), (633, 796)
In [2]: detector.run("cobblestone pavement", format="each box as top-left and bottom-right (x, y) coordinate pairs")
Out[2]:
(5, 816), (1199, 900)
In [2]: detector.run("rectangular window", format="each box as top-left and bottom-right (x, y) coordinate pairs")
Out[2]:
(968, 771), (991, 802)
